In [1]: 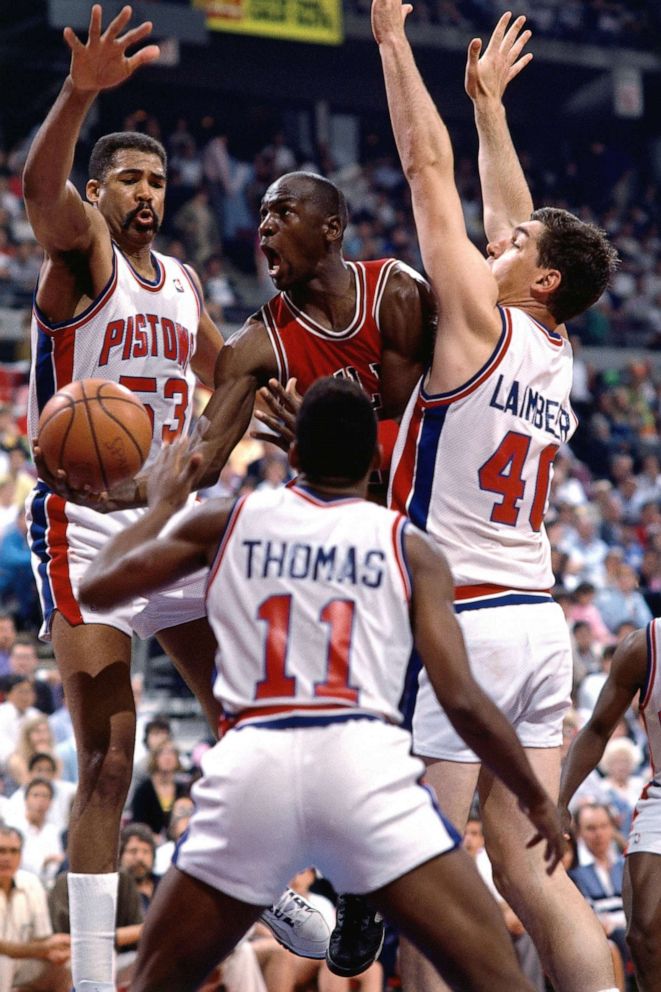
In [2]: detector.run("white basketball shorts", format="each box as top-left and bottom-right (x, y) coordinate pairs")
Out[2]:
(627, 780), (661, 856)
(26, 485), (207, 641)
(174, 715), (460, 905)
(413, 597), (572, 761)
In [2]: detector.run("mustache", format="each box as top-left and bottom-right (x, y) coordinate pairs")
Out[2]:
(122, 203), (160, 231)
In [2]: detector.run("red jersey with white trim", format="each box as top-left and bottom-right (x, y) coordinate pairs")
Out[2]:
(261, 258), (403, 414)
(205, 484), (415, 725)
(639, 619), (661, 784)
(389, 306), (577, 590)
(28, 244), (200, 472)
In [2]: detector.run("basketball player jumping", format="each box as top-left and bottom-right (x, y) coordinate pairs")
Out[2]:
(372, 3), (621, 991)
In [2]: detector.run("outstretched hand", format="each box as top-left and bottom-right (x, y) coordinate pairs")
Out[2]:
(521, 794), (567, 875)
(465, 12), (532, 105)
(251, 377), (302, 452)
(64, 4), (160, 93)
(147, 435), (202, 513)
(371, 0), (413, 45)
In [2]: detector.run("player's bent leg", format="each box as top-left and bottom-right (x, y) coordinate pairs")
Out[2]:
(624, 852), (661, 991)
(398, 757), (479, 992)
(479, 747), (616, 992)
(371, 848), (535, 992)
(52, 613), (135, 991)
(156, 617), (222, 734)
(129, 866), (266, 992)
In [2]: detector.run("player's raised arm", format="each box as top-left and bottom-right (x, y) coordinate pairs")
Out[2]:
(405, 527), (565, 871)
(558, 628), (648, 830)
(23, 4), (159, 256)
(466, 12), (534, 245)
(371, 0), (501, 367)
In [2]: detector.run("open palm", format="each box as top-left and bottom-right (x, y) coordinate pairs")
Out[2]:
(64, 3), (160, 92)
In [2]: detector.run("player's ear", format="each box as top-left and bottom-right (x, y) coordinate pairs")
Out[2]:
(289, 440), (300, 473)
(86, 179), (100, 206)
(325, 214), (343, 245)
(532, 267), (561, 302)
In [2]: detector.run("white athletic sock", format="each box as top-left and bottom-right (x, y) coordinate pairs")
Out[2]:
(68, 872), (118, 989)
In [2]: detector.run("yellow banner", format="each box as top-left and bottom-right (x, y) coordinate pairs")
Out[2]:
(194, 0), (343, 44)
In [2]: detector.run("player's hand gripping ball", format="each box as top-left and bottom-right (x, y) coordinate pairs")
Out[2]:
(37, 379), (152, 492)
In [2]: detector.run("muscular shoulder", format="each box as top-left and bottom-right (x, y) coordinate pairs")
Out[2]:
(214, 312), (277, 387)
(379, 261), (437, 356)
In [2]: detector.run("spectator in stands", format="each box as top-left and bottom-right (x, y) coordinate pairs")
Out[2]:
(129, 742), (189, 842)
(0, 674), (40, 768)
(119, 824), (159, 917)
(130, 715), (172, 795)
(0, 825), (71, 991)
(598, 738), (646, 836)
(0, 611), (16, 676)
(569, 803), (631, 979)
(571, 620), (601, 696)
(0, 509), (40, 630)
(569, 582), (613, 646)
(7, 637), (55, 715)
(595, 562), (653, 634)
(5, 715), (59, 790)
(10, 776), (65, 887)
(562, 508), (610, 589)
(577, 644), (618, 718)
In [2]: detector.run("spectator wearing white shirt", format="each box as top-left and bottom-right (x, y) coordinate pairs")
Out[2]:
(0, 824), (70, 991)
(0, 676), (40, 769)
(4, 753), (76, 837)
(9, 777), (65, 888)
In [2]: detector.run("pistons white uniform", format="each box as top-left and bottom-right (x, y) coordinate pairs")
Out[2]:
(26, 244), (206, 640)
(627, 619), (661, 856)
(389, 306), (578, 759)
(175, 484), (459, 904)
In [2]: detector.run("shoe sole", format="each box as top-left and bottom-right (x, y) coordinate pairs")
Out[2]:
(326, 927), (385, 977)
(268, 926), (328, 960)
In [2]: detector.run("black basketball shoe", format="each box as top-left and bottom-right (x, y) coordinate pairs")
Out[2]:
(326, 894), (385, 977)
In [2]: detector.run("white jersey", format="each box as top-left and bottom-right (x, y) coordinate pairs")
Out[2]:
(389, 306), (577, 593)
(205, 484), (414, 727)
(639, 619), (661, 786)
(28, 243), (200, 470)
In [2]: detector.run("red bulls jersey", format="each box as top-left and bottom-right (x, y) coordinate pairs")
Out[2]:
(260, 258), (402, 415)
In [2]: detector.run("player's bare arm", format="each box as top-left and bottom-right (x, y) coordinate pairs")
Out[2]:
(405, 526), (565, 871)
(192, 316), (279, 487)
(23, 5), (159, 316)
(466, 12), (534, 244)
(378, 263), (436, 417)
(372, 0), (502, 395)
(79, 439), (231, 610)
(185, 264), (224, 389)
(558, 628), (648, 831)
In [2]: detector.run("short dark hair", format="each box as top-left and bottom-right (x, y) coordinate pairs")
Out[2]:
(296, 378), (377, 483)
(0, 826), (23, 849)
(28, 751), (56, 772)
(530, 207), (619, 323)
(89, 132), (167, 181)
(120, 822), (156, 858)
(143, 716), (171, 746)
(25, 775), (54, 799)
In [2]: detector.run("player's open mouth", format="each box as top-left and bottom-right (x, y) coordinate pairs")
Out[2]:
(262, 245), (282, 277)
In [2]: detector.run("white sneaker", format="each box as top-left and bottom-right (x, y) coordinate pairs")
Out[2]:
(261, 887), (330, 959)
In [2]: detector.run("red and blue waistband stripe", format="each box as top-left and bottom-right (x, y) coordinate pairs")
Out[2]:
(392, 402), (448, 531)
(453, 584), (553, 612)
(219, 703), (384, 736)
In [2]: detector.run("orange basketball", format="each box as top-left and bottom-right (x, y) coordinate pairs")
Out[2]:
(37, 379), (152, 492)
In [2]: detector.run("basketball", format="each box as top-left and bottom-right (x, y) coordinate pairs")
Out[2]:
(37, 379), (153, 492)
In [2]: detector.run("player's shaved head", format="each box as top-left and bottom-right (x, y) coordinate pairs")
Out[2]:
(296, 377), (377, 483)
(269, 172), (348, 233)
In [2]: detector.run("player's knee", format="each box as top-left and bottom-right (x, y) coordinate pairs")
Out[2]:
(77, 734), (134, 800)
